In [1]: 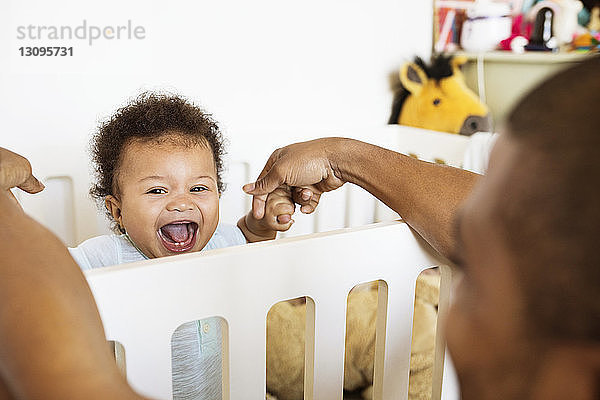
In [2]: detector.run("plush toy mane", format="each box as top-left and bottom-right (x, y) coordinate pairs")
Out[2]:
(582, 0), (600, 11)
(388, 54), (455, 124)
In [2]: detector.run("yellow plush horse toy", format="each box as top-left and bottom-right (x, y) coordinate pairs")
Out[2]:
(389, 54), (491, 135)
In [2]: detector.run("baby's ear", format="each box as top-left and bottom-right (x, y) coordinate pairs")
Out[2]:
(105, 195), (124, 230)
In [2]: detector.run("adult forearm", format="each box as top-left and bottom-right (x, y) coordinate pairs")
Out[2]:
(0, 194), (146, 400)
(245, 136), (479, 257)
(330, 138), (480, 257)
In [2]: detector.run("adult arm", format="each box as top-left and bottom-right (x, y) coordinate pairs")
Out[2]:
(243, 137), (480, 257)
(0, 148), (147, 400)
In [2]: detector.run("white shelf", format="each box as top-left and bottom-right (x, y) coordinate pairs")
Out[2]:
(454, 50), (591, 64)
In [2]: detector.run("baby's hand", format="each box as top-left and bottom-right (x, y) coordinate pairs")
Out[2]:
(238, 185), (295, 242)
(262, 185), (295, 231)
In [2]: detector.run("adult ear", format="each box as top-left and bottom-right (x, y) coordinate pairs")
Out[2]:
(105, 195), (124, 231)
(399, 62), (428, 95)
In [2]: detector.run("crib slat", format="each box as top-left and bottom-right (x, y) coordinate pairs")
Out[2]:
(310, 282), (348, 399)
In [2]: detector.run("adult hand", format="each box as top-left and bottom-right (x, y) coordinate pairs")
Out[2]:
(0, 156), (147, 400)
(0, 147), (44, 206)
(0, 147), (45, 193)
(243, 138), (347, 219)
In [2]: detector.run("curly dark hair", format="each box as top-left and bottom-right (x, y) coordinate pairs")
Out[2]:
(90, 92), (226, 230)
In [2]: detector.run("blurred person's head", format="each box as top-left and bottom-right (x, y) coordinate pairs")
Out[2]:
(446, 56), (600, 399)
(90, 93), (226, 258)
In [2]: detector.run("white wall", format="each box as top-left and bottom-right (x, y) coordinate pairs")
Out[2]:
(1, 0), (433, 240)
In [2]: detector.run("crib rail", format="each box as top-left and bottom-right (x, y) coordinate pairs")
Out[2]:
(85, 221), (451, 400)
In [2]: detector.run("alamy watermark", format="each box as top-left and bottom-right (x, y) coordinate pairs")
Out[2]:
(16, 20), (146, 46)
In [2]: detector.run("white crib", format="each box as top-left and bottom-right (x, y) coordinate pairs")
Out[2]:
(85, 220), (453, 400)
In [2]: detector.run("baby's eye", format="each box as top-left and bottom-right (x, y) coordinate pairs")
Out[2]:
(146, 188), (167, 195)
(190, 186), (208, 193)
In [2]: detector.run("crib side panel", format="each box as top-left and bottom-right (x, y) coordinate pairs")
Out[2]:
(85, 221), (444, 400)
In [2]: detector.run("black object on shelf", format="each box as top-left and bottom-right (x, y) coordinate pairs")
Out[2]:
(525, 7), (557, 52)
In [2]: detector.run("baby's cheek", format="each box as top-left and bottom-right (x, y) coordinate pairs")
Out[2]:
(200, 196), (220, 226)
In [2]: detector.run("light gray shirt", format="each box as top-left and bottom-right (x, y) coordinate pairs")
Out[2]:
(69, 224), (247, 270)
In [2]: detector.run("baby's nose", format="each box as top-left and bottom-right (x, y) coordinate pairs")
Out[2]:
(166, 195), (195, 212)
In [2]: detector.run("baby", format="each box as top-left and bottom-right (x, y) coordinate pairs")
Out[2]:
(68, 93), (295, 399)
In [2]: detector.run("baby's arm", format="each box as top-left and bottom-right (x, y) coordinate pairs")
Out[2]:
(237, 185), (295, 242)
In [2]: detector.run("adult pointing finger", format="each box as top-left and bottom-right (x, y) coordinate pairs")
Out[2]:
(243, 138), (346, 219)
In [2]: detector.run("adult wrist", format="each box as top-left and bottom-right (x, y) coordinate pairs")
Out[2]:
(325, 137), (365, 186)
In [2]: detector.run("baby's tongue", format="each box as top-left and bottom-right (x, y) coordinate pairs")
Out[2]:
(160, 223), (190, 243)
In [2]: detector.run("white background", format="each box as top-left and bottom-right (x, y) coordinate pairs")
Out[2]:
(1, 0), (432, 163)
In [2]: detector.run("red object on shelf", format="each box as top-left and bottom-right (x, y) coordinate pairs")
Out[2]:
(499, 14), (532, 50)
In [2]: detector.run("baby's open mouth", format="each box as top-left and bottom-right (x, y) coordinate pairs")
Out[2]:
(157, 221), (198, 253)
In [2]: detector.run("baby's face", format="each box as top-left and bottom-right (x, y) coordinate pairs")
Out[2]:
(106, 137), (220, 259)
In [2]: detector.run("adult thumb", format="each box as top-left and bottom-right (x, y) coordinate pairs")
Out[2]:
(18, 174), (45, 194)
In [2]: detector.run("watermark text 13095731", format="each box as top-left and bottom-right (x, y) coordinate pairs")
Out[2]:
(19, 47), (73, 56)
